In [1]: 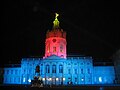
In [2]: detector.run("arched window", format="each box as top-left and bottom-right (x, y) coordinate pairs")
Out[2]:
(52, 65), (56, 73)
(47, 44), (50, 52)
(59, 65), (63, 73)
(53, 46), (56, 52)
(35, 65), (40, 73)
(60, 44), (63, 52)
(46, 65), (50, 73)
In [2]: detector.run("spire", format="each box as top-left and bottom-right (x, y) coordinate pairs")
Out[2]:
(53, 13), (60, 29)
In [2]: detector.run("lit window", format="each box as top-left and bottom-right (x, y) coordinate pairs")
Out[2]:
(60, 45), (63, 52)
(53, 46), (56, 52)
(47, 44), (50, 52)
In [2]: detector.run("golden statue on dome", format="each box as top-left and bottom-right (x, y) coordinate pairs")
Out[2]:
(53, 13), (60, 29)
(55, 13), (59, 20)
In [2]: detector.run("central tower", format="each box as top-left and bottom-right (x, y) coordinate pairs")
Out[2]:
(44, 13), (67, 58)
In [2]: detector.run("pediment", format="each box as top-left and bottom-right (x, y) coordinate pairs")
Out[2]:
(45, 55), (65, 60)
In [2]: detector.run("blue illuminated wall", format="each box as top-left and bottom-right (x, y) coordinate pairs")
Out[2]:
(3, 55), (115, 85)
(4, 67), (21, 84)
(93, 66), (115, 84)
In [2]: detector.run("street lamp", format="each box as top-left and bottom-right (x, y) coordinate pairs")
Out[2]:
(56, 78), (59, 85)
(42, 78), (45, 81)
(49, 78), (52, 87)
(63, 78), (65, 85)
(63, 78), (65, 81)
(42, 78), (45, 85)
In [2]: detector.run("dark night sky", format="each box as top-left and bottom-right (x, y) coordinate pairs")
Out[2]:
(1, 0), (120, 65)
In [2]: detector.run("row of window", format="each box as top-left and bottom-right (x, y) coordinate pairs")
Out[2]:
(4, 68), (91, 75)
(68, 68), (91, 74)
(67, 77), (91, 83)
(44, 65), (91, 74)
(45, 65), (63, 73)
(22, 62), (91, 67)
(67, 62), (91, 65)
(4, 77), (20, 83)
(47, 45), (64, 53)
(5, 70), (21, 75)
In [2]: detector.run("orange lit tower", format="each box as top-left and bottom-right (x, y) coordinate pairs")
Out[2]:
(44, 13), (67, 58)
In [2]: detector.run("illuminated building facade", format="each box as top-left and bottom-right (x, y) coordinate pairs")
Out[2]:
(2, 13), (115, 85)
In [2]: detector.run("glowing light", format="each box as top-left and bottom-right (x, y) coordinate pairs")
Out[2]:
(47, 50), (49, 53)
(49, 78), (52, 81)
(63, 78), (65, 81)
(42, 78), (45, 81)
(23, 78), (25, 82)
(56, 78), (59, 81)
(99, 77), (102, 82)
(81, 78), (84, 81)
(28, 78), (31, 82)
(38, 77), (42, 80)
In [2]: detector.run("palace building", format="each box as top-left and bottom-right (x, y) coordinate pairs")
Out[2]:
(2, 13), (115, 85)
